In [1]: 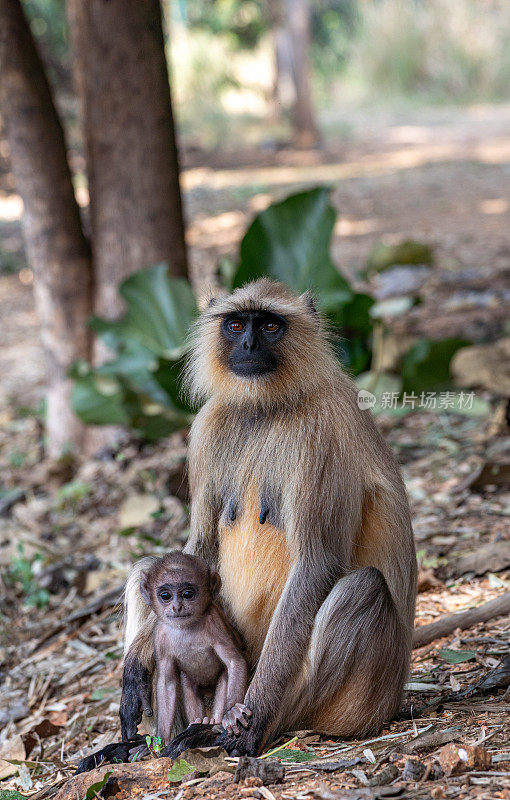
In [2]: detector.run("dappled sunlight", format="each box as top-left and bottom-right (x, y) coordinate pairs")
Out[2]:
(334, 217), (381, 237)
(0, 192), (22, 222)
(187, 210), (245, 248)
(479, 198), (509, 215)
(182, 134), (510, 193)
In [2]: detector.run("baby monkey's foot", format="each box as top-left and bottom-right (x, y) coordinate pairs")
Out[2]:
(222, 703), (252, 736)
(193, 716), (219, 725)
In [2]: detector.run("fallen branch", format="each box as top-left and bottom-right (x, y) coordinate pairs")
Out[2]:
(413, 591), (510, 648)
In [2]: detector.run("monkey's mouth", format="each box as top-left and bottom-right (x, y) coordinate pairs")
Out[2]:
(229, 358), (277, 377)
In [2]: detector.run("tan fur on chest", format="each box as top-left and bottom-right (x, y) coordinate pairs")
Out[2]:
(218, 487), (291, 664)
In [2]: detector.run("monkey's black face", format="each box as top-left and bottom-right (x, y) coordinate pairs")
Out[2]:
(156, 582), (203, 621)
(221, 311), (287, 377)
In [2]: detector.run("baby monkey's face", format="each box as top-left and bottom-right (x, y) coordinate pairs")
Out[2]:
(154, 573), (210, 624)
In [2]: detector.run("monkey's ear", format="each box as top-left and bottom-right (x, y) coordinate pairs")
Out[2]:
(139, 572), (151, 606)
(197, 289), (219, 311)
(300, 291), (319, 325)
(209, 568), (222, 597)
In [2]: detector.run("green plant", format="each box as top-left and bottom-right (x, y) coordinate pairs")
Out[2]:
(145, 735), (164, 755)
(7, 544), (50, 608)
(71, 186), (470, 435)
(54, 480), (93, 510)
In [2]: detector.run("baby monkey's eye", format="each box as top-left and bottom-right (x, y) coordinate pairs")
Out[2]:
(182, 589), (196, 600)
(159, 589), (171, 602)
(227, 320), (244, 333)
(264, 321), (279, 333)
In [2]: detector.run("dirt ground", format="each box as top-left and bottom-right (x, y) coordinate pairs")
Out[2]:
(0, 104), (509, 799)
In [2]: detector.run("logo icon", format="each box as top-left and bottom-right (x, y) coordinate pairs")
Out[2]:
(357, 389), (376, 410)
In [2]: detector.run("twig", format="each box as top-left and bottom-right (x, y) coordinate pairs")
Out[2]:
(413, 592), (510, 648)
(260, 736), (298, 759)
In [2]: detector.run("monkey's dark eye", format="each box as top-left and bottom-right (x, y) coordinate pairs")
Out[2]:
(159, 590), (171, 602)
(227, 320), (244, 333)
(263, 321), (279, 333)
(182, 589), (196, 600)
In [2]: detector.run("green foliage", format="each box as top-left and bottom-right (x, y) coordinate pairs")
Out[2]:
(276, 749), (317, 762)
(0, 792), (24, 800)
(71, 267), (197, 440)
(70, 188), (469, 438)
(401, 338), (470, 395)
(22, 0), (69, 75)
(366, 239), (433, 276)
(83, 771), (111, 800)
(167, 758), (195, 782)
(146, 735), (164, 755)
(6, 545), (50, 609)
(184, 0), (266, 50)
(438, 649), (477, 664)
(231, 186), (374, 372)
(54, 480), (93, 510)
(347, 0), (510, 102)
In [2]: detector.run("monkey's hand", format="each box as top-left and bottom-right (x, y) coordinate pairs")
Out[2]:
(222, 703), (252, 736)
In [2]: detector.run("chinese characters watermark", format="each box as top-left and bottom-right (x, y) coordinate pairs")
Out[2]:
(357, 390), (475, 411)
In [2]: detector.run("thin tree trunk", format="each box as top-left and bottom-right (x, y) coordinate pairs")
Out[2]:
(0, 0), (93, 459)
(67, 0), (188, 328)
(282, 0), (319, 147)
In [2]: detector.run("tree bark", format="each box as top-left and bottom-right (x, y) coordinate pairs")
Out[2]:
(282, 0), (319, 147)
(0, 0), (93, 459)
(67, 0), (188, 327)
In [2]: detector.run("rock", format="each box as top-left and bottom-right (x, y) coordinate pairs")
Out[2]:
(369, 763), (399, 785)
(439, 743), (491, 776)
(234, 756), (285, 785)
(451, 337), (510, 395)
(402, 759), (426, 781)
(373, 265), (431, 299)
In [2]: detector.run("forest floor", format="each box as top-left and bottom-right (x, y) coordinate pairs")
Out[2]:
(0, 103), (509, 800)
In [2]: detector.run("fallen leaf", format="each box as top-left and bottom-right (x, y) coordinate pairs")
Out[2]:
(118, 493), (160, 528)
(84, 770), (111, 799)
(179, 745), (233, 776)
(167, 758), (195, 783)
(438, 649), (477, 664)
(0, 735), (25, 780)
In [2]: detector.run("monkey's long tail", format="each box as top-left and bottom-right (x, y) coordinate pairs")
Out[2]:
(124, 556), (158, 652)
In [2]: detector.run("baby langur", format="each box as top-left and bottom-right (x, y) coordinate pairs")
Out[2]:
(140, 552), (252, 742)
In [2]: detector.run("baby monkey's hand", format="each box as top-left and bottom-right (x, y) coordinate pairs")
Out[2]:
(222, 703), (252, 736)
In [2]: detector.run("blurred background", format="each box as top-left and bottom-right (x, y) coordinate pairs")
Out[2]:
(0, 1), (509, 795)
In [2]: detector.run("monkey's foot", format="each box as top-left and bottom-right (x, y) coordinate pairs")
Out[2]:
(76, 735), (146, 773)
(161, 721), (263, 758)
(159, 723), (221, 759)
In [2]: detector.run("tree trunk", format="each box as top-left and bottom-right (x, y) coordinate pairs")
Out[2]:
(0, 0), (93, 459)
(282, 0), (319, 147)
(67, 0), (188, 327)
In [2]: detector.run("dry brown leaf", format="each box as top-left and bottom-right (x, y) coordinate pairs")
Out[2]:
(0, 734), (26, 780)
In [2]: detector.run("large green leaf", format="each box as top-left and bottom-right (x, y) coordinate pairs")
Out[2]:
(232, 187), (353, 312)
(70, 266), (197, 437)
(89, 264), (198, 360)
